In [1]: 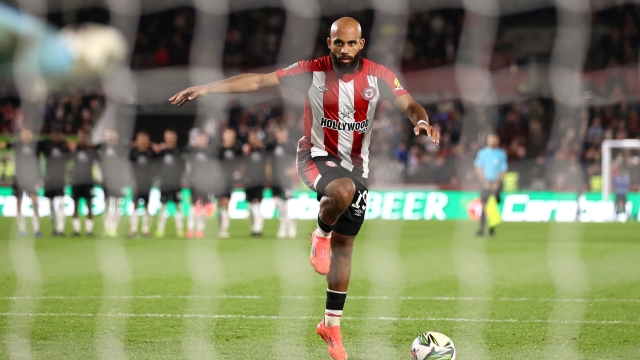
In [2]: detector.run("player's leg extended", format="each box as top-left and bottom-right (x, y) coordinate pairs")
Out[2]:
(311, 178), (355, 275)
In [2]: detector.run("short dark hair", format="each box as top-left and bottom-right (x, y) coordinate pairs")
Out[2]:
(165, 127), (177, 135)
(136, 129), (149, 137)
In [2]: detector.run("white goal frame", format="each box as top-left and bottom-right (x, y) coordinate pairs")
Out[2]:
(601, 139), (640, 202)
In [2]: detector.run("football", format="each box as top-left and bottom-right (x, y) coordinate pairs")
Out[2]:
(410, 331), (456, 360)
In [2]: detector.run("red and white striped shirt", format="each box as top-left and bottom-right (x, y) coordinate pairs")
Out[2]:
(276, 56), (409, 178)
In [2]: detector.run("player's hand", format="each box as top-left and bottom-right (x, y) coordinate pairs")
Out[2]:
(414, 122), (440, 145)
(169, 85), (209, 106)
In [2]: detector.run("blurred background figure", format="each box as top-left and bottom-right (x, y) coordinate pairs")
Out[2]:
(243, 130), (267, 237)
(185, 130), (224, 238)
(612, 164), (631, 222)
(70, 129), (98, 236)
(155, 129), (186, 238)
(2, 128), (43, 237)
(98, 128), (129, 237)
(267, 127), (297, 238)
(38, 128), (70, 236)
(216, 128), (243, 238)
(474, 134), (507, 237)
(129, 130), (156, 237)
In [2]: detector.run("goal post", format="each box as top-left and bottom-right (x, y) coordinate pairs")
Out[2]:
(601, 139), (640, 204)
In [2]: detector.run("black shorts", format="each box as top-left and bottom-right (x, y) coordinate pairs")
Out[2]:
(217, 177), (234, 199)
(133, 189), (151, 204)
(297, 152), (367, 236)
(271, 185), (292, 200)
(44, 188), (65, 199)
(103, 186), (126, 199)
(191, 190), (212, 204)
(480, 183), (502, 203)
(72, 184), (94, 201)
(245, 186), (264, 202)
(13, 182), (39, 197)
(160, 189), (181, 203)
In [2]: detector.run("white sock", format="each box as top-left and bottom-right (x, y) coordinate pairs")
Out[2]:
(105, 198), (112, 231)
(316, 228), (331, 238)
(251, 203), (263, 233)
(130, 210), (139, 233)
(197, 212), (206, 232)
(175, 209), (184, 233)
(218, 208), (229, 232)
(248, 205), (254, 232)
(72, 218), (81, 233)
(56, 198), (65, 233)
(324, 310), (343, 327)
(188, 207), (196, 232)
(85, 219), (94, 233)
(112, 201), (121, 233)
(157, 205), (168, 233)
(17, 214), (26, 234)
(49, 202), (57, 231)
(32, 212), (40, 233)
(276, 198), (289, 234)
(142, 213), (151, 234)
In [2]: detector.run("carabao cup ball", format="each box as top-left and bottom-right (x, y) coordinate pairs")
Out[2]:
(410, 331), (456, 360)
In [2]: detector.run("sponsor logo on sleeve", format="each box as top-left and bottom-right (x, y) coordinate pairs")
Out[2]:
(393, 78), (404, 91)
(325, 161), (337, 168)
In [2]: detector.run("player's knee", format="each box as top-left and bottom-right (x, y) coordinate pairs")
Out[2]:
(331, 180), (355, 210)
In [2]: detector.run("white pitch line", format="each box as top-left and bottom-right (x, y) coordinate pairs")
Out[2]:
(1, 295), (639, 303)
(0, 312), (636, 325)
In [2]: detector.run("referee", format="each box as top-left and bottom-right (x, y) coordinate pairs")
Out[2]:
(474, 133), (507, 237)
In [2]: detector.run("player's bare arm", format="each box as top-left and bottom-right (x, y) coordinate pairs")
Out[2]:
(168, 72), (280, 106)
(393, 94), (440, 145)
(395, 94), (439, 144)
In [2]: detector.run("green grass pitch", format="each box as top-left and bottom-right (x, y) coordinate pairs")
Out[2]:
(0, 217), (639, 359)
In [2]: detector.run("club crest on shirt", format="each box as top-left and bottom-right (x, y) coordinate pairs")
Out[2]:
(362, 86), (377, 100)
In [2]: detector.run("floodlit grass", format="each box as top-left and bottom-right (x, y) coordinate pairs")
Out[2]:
(0, 217), (639, 359)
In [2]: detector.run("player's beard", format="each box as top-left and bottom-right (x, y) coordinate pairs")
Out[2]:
(331, 51), (362, 76)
